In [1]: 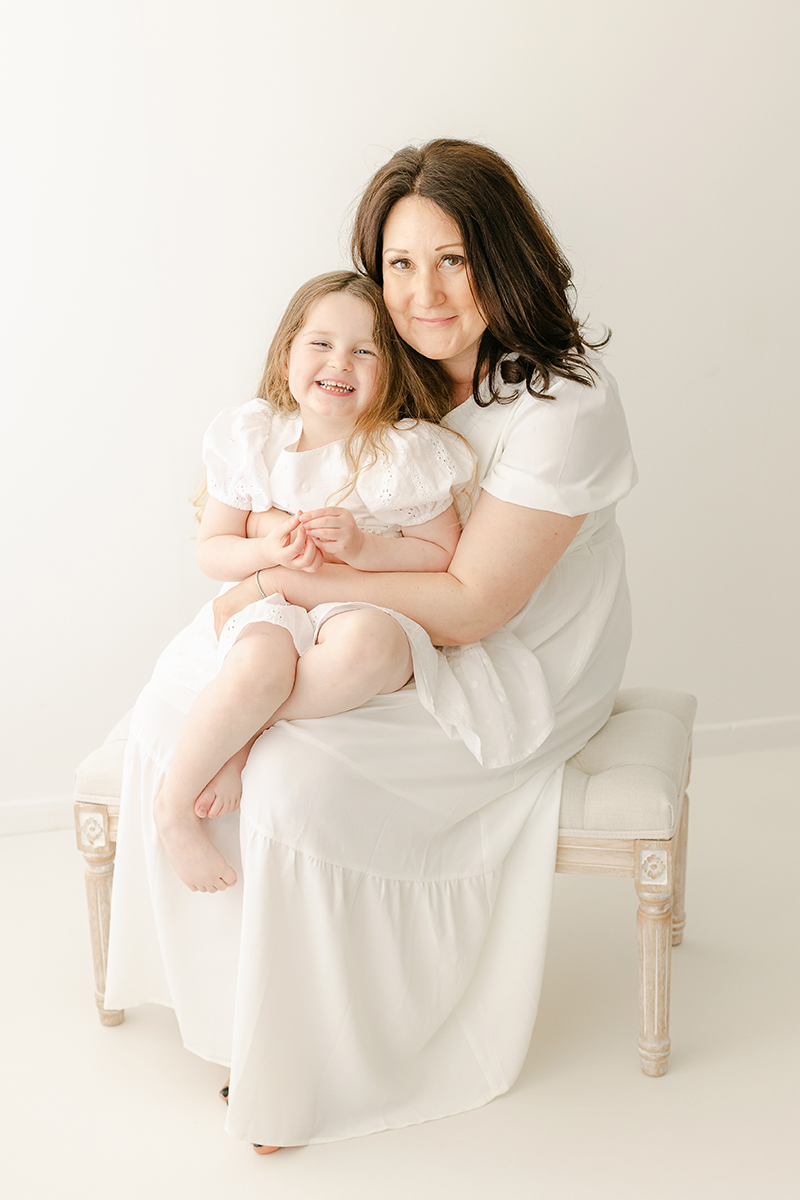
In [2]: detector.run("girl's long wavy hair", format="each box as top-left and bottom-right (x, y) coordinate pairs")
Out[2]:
(257, 270), (463, 504)
(192, 270), (474, 523)
(352, 138), (609, 404)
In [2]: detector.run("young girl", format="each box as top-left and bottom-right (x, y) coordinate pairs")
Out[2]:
(154, 271), (554, 895)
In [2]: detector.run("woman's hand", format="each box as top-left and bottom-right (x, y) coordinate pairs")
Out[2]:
(260, 513), (324, 573)
(298, 508), (364, 566)
(212, 578), (260, 639)
(211, 518), (323, 640)
(252, 493), (585, 646)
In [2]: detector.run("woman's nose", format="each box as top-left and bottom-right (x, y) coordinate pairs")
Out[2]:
(414, 268), (446, 309)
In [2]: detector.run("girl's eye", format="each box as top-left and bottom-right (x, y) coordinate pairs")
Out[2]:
(311, 341), (331, 348)
(355, 348), (375, 356)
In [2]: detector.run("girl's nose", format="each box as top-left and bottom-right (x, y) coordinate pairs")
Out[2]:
(327, 349), (353, 371)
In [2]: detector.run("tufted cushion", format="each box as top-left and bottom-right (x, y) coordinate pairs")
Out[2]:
(74, 689), (696, 841)
(74, 712), (131, 806)
(559, 688), (696, 839)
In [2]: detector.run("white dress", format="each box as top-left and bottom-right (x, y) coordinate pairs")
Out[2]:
(105, 353), (637, 1147)
(204, 402), (555, 768)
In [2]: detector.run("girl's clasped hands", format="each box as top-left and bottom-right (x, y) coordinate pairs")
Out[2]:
(254, 506), (369, 573)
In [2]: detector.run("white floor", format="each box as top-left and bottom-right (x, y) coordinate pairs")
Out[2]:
(2, 747), (798, 1200)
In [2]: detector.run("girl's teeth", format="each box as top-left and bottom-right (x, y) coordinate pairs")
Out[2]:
(318, 380), (354, 392)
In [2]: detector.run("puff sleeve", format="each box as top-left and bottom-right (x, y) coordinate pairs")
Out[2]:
(481, 359), (637, 516)
(201, 399), (274, 512)
(356, 421), (476, 527)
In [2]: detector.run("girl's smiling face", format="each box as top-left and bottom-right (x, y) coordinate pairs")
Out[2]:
(381, 195), (487, 383)
(287, 292), (380, 434)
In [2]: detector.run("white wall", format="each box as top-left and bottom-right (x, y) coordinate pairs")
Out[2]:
(2, 0), (798, 803)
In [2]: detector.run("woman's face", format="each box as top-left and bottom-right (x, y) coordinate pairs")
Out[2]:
(381, 196), (487, 381)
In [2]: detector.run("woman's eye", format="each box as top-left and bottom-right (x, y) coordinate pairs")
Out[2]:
(441, 254), (464, 268)
(388, 257), (412, 271)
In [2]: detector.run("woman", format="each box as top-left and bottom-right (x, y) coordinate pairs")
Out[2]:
(105, 139), (636, 1151)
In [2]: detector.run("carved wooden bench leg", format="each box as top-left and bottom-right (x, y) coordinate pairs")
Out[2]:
(74, 802), (124, 1026)
(671, 791), (689, 946)
(635, 839), (673, 1076)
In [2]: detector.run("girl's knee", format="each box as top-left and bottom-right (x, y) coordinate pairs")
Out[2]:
(223, 625), (297, 692)
(319, 609), (411, 676)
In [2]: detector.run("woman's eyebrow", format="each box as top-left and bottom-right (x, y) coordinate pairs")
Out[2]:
(383, 242), (464, 255)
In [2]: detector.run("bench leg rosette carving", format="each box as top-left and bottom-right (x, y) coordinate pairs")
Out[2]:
(74, 801), (124, 1026)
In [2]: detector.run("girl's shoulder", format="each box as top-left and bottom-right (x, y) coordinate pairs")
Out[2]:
(202, 400), (299, 513)
(356, 419), (475, 523)
(385, 417), (473, 459)
(203, 398), (299, 451)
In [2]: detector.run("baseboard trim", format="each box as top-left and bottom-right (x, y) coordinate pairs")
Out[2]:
(694, 714), (800, 757)
(0, 795), (73, 837)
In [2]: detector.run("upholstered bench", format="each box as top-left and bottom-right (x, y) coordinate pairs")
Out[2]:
(74, 686), (695, 1076)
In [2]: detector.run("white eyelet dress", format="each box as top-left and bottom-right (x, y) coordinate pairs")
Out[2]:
(105, 355), (637, 1148)
(204, 404), (556, 768)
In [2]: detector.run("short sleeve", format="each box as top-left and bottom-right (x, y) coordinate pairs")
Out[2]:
(481, 359), (637, 516)
(357, 420), (476, 527)
(202, 400), (274, 512)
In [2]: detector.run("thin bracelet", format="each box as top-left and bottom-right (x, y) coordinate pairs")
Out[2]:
(255, 570), (268, 600)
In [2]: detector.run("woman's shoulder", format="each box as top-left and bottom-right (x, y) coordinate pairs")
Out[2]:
(476, 353), (637, 516)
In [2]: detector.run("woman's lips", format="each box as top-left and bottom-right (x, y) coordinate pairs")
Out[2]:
(414, 316), (457, 328)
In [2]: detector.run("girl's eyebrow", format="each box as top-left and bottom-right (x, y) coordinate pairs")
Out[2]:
(304, 329), (376, 344)
(383, 243), (463, 255)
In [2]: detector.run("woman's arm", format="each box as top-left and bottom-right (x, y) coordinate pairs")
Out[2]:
(214, 491), (584, 645)
(297, 505), (461, 573)
(197, 497), (322, 580)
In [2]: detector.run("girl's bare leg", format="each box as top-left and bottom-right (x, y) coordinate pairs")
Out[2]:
(196, 610), (411, 821)
(268, 609), (413, 724)
(154, 624), (298, 892)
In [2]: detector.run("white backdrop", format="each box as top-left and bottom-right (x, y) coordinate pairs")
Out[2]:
(2, 0), (798, 806)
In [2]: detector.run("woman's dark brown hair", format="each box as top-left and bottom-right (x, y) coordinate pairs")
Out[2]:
(352, 138), (608, 404)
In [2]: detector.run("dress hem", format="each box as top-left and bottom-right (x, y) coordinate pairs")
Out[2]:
(224, 1082), (513, 1147)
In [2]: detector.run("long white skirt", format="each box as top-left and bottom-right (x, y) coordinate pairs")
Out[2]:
(105, 530), (630, 1146)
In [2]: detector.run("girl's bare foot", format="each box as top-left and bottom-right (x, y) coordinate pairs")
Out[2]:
(194, 753), (245, 819)
(153, 791), (237, 892)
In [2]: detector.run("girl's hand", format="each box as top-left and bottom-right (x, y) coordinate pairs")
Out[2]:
(299, 508), (365, 566)
(261, 513), (324, 573)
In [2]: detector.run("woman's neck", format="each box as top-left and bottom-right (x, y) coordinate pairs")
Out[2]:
(444, 356), (480, 410)
(448, 379), (474, 409)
